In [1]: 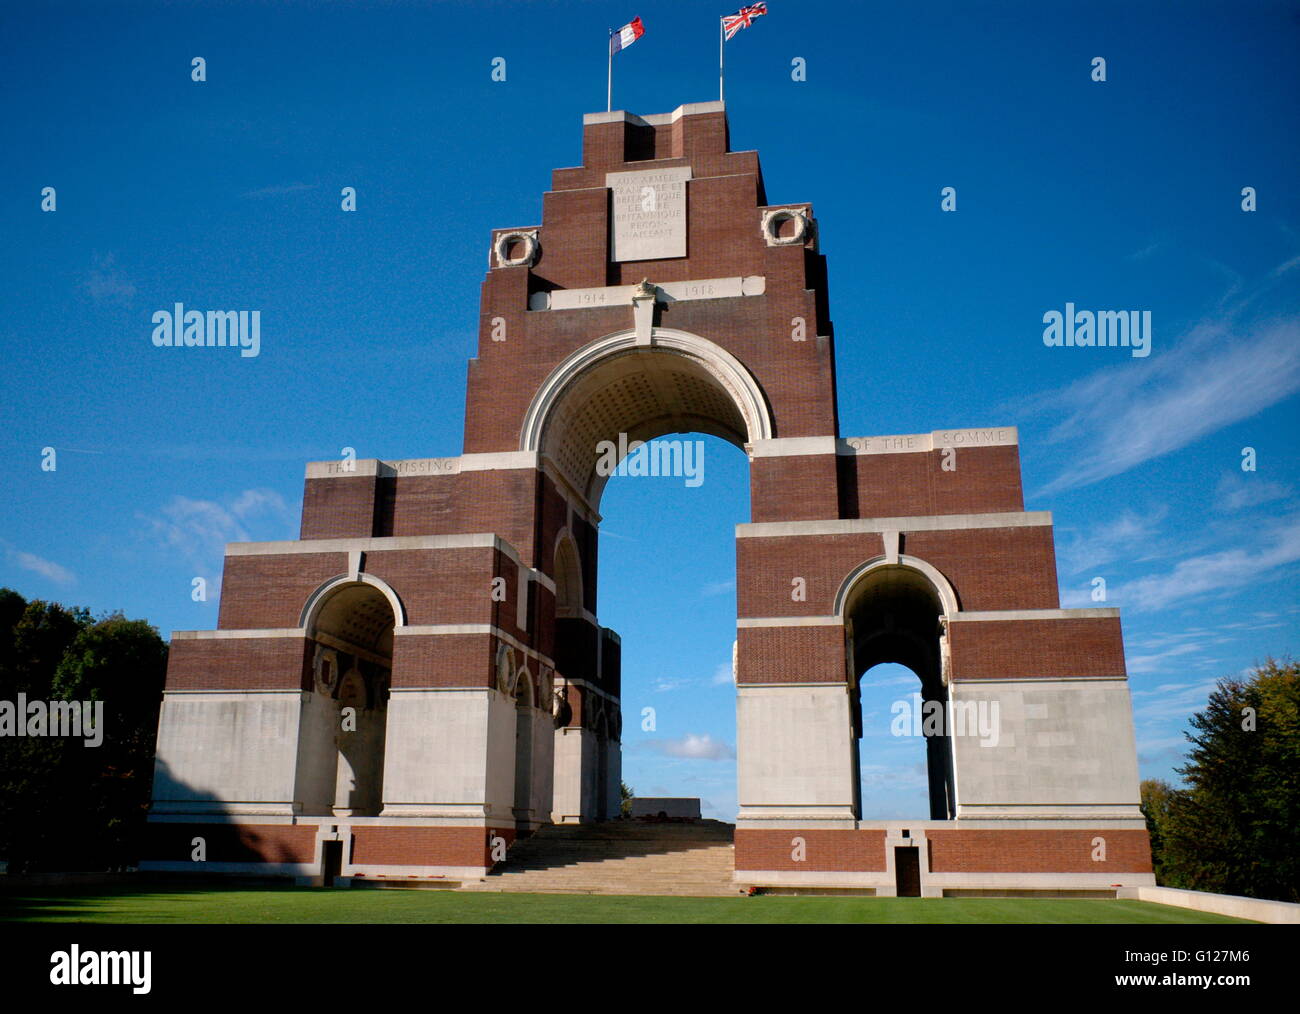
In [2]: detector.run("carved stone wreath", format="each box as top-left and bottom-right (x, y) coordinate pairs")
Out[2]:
(493, 229), (540, 268)
(313, 645), (339, 695)
(495, 644), (515, 694)
(760, 208), (812, 247)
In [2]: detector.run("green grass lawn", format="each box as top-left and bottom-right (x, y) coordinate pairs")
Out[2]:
(0, 886), (1255, 924)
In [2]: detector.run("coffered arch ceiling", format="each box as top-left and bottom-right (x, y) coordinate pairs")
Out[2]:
(520, 328), (772, 509)
(309, 583), (396, 660)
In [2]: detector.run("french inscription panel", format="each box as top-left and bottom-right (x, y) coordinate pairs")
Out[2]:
(605, 167), (691, 261)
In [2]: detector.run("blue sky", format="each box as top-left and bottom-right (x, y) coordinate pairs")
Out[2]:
(2, 0), (1297, 821)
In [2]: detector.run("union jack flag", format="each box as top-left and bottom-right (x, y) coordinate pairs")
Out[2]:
(723, 2), (768, 41)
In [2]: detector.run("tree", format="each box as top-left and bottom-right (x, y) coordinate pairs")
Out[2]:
(0, 591), (167, 872)
(620, 780), (634, 817)
(1158, 658), (1299, 902)
(1139, 778), (1176, 885)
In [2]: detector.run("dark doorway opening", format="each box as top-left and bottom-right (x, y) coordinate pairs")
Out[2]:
(894, 845), (921, 897)
(322, 839), (343, 887)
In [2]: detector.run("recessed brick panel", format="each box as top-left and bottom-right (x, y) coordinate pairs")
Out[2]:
(391, 632), (492, 689)
(735, 829), (887, 871)
(904, 526), (1060, 611)
(737, 624), (844, 684)
(926, 829), (1151, 873)
(350, 825), (514, 868)
(217, 552), (346, 629)
(301, 476), (378, 539)
(840, 446), (1025, 520)
(751, 454), (841, 522)
(738, 533), (883, 617)
(145, 822), (317, 864)
(949, 617), (1128, 679)
(383, 474), (458, 537)
(166, 636), (310, 691)
(363, 547), (499, 628)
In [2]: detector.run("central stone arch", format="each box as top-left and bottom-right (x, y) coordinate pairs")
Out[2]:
(520, 327), (774, 507)
(520, 325), (770, 825)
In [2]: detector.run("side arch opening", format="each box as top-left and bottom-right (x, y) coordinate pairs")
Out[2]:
(841, 560), (957, 821)
(301, 578), (397, 817)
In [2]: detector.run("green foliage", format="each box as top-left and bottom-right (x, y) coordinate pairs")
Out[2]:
(1152, 658), (1299, 902)
(620, 780), (633, 817)
(1139, 778), (1175, 885)
(0, 590), (167, 873)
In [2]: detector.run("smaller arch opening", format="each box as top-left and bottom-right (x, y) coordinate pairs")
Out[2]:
(304, 581), (395, 818)
(843, 563), (956, 821)
(554, 534), (584, 619)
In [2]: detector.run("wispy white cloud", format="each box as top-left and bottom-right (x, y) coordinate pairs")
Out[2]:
(642, 733), (735, 761)
(84, 253), (135, 307)
(1268, 253), (1300, 279)
(1105, 513), (1300, 612)
(1136, 735), (1189, 767)
(701, 579), (734, 597)
(1130, 677), (1222, 722)
(1126, 641), (1207, 675)
(8, 549), (76, 586)
(1126, 241), (1162, 262)
(1214, 472), (1292, 512)
(1027, 314), (1300, 495)
(139, 488), (291, 574)
(652, 675), (694, 693)
(1057, 507), (1169, 576)
(241, 182), (317, 199)
(651, 659), (734, 691)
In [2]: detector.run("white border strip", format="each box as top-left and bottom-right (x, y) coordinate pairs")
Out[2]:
(950, 608), (1120, 621)
(737, 511), (1052, 538)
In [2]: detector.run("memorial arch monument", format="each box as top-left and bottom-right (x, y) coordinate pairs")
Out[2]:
(144, 102), (1154, 895)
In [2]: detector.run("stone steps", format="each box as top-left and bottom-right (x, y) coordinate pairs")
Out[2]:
(460, 819), (742, 897)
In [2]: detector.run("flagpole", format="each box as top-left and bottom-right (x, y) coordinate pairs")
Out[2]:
(607, 30), (613, 112)
(718, 17), (724, 103)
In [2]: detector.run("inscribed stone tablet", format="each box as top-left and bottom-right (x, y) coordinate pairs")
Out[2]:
(605, 167), (691, 261)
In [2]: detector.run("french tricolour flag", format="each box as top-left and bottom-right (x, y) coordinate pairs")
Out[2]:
(610, 16), (645, 54)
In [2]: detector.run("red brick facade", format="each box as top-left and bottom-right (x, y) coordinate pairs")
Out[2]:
(144, 823), (318, 865)
(151, 101), (1146, 890)
(926, 829), (1153, 874)
(349, 826), (515, 869)
(734, 829), (888, 872)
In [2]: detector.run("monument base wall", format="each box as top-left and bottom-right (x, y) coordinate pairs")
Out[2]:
(733, 820), (1154, 896)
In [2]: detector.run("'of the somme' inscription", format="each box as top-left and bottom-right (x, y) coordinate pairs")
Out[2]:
(605, 167), (691, 262)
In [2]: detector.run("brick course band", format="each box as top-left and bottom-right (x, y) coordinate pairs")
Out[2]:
(734, 829), (887, 872)
(350, 825), (515, 868)
(144, 822), (317, 864)
(926, 829), (1153, 873)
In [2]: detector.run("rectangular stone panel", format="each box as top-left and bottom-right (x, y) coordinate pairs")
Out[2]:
(605, 166), (690, 261)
